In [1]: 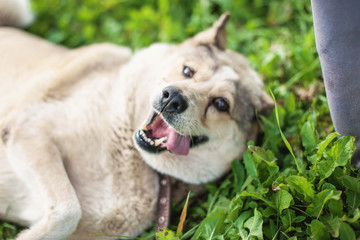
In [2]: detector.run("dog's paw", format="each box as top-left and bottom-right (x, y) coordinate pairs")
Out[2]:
(15, 229), (50, 240)
(15, 207), (81, 240)
(15, 226), (71, 240)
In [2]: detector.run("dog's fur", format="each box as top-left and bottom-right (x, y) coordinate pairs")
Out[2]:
(0, 1), (273, 239)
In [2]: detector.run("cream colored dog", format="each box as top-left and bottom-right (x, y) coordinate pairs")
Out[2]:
(0, 1), (273, 239)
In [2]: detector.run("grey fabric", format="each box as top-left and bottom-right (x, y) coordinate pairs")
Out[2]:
(311, 0), (360, 166)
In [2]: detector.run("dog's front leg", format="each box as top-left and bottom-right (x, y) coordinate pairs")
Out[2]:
(5, 129), (81, 240)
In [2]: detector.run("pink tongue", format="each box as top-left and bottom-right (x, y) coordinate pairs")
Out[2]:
(166, 129), (191, 155)
(150, 116), (191, 155)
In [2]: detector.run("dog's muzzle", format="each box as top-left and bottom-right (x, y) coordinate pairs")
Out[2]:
(134, 86), (208, 155)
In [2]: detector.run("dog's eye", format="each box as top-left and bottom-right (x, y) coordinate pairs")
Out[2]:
(213, 97), (229, 112)
(182, 66), (195, 78)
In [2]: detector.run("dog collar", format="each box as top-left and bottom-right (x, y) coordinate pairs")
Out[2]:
(155, 174), (171, 234)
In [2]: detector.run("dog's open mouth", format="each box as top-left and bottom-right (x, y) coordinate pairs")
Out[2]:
(135, 111), (208, 155)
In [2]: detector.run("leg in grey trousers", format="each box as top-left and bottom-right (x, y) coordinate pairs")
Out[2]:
(311, 0), (360, 166)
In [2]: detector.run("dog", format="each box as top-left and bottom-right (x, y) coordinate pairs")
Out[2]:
(0, 1), (274, 239)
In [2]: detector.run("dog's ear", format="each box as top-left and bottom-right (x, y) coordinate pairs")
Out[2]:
(186, 12), (230, 50)
(256, 91), (275, 116)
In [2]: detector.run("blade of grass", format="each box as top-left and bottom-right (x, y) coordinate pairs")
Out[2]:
(271, 228), (280, 240)
(91, 234), (141, 239)
(181, 225), (199, 239)
(176, 192), (191, 237)
(269, 89), (302, 173)
(285, 59), (320, 87)
(207, 190), (219, 214)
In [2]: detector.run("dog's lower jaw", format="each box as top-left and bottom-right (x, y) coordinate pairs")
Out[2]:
(136, 149), (234, 185)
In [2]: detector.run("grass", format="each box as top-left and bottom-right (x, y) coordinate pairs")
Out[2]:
(2, 0), (360, 239)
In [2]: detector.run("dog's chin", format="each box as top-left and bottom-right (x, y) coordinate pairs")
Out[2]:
(134, 111), (208, 155)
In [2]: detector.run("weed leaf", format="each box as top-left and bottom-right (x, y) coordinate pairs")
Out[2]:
(315, 132), (340, 163)
(275, 190), (293, 214)
(191, 208), (226, 240)
(234, 210), (251, 229)
(341, 175), (360, 193)
(311, 220), (330, 240)
(345, 190), (360, 209)
(306, 189), (341, 218)
(232, 160), (245, 193)
(240, 191), (275, 209)
(321, 215), (341, 238)
(342, 209), (360, 224)
(317, 136), (355, 181)
(301, 121), (318, 152)
(243, 209), (263, 240)
(327, 199), (343, 217)
(286, 176), (315, 202)
(243, 151), (259, 183)
(339, 222), (356, 240)
(156, 229), (180, 240)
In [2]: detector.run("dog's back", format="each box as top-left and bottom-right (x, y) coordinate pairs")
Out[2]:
(0, 28), (68, 118)
(0, 0), (62, 119)
(0, 3), (131, 121)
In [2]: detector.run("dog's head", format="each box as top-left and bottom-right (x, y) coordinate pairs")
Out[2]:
(133, 13), (274, 184)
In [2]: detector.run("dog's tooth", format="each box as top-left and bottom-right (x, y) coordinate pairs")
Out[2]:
(140, 121), (147, 131)
(147, 138), (151, 143)
(147, 111), (157, 125)
(154, 137), (168, 146)
(150, 140), (155, 146)
(140, 131), (148, 141)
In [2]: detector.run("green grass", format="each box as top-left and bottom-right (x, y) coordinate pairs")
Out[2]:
(2, 0), (360, 239)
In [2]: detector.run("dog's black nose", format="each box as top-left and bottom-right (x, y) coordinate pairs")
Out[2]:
(160, 86), (188, 113)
